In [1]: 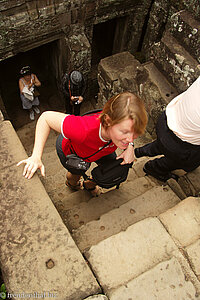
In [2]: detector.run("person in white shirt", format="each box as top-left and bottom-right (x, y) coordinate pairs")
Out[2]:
(134, 76), (200, 181)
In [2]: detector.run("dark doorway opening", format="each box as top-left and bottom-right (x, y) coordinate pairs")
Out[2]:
(0, 40), (64, 129)
(91, 16), (128, 67)
(90, 16), (128, 100)
(92, 19), (116, 66)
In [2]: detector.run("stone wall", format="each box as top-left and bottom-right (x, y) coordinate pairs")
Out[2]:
(97, 52), (169, 137)
(0, 0), (152, 75)
(142, 0), (200, 63)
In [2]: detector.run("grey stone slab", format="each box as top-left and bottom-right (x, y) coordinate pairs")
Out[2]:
(85, 217), (177, 292)
(73, 185), (180, 251)
(186, 239), (200, 280)
(0, 120), (27, 169)
(169, 10), (200, 63)
(167, 177), (187, 200)
(109, 257), (198, 300)
(0, 164), (100, 300)
(65, 177), (155, 230)
(186, 167), (200, 195)
(98, 52), (140, 82)
(151, 32), (200, 92)
(144, 62), (178, 104)
(159, 197), (200, 247)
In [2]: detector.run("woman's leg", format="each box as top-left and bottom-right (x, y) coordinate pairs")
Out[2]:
(56, 134), (83, 190)
(83, 152), (117, 196)
(66, 172), (82, 189)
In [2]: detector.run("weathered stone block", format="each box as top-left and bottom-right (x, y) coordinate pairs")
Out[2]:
(186, 239), (200, 281)
(150, 32), (200, 92)
(85, 217), (177, 292)
(159, 197), (200, 247)
(0, 120), (27, 169)
(109, 257), (198, 300)
(73, 186), (180, 252)
(185, 167), (200, 196)
(169, 10), (200, 63)
(0, 164), (100, 299)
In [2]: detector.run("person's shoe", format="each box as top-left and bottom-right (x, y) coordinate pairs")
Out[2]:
(143, 161), (172, 182)
(29, 110), (35, 120)
(83, 181), (101, 197)
(33, 106), (40, 114)
(65, 179), (82, 191)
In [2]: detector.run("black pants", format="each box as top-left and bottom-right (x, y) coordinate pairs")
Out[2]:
(135, 112), (200, 175)
(65, 96), (81, 116)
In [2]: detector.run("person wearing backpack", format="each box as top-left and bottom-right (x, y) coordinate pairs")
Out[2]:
(17, 92), (148, 196)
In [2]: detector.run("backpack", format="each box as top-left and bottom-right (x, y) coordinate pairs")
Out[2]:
(91, 158), (133, 189)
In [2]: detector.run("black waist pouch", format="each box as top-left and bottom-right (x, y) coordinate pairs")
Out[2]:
(91, 158), (133, 189)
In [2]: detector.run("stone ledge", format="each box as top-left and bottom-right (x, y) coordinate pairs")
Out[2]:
(0, 120), (27, 169)
(0, 121), (100, 299)
(159, 197), (200, 247)
(186, 239), (200, 280)
(85, 217), (177, 293)
(109, 257), (197, 300)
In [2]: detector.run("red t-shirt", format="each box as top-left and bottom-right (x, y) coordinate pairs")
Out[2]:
(61, 113), (117, 162)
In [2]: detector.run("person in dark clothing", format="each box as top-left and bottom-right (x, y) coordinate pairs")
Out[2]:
(134, 76), (200, 182)
(62, 70), (86, 115)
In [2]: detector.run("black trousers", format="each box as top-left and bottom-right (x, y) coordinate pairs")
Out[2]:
(136, 112), (200, 175)
(65, 96), (81, 116)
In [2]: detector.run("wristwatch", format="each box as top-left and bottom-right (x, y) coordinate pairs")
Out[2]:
(129, 142), (134, 147)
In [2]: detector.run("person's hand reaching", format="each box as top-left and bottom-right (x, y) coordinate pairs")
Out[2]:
(17, 156), (45, 179)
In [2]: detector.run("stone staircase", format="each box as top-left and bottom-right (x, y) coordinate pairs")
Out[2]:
(15, 118), (200, 299)
(149, 10), (200, 93)
(2, 8), (200, 300)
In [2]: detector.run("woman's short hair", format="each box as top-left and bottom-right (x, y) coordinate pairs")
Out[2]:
(100, 92), (148, 135)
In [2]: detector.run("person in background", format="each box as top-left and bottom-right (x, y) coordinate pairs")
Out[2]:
(19, 66), (41, 121)
(134, 76), (200, 182)
(62, 70), (86, 115)
(17, 92), (148, 197)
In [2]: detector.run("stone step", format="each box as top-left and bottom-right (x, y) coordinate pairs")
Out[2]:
(159, 196), (200, 248)
(185, 166), (200, 196)
(85, 217), (178, 294)
(0, 120), (100, 300)
(143, 62), (179, 104)
(150, 31), (200, 92)
(72, 185), (180, 252)
(168, 10), (200, 63)
(17, 121), (59, 155)
(109, 257), (199, 300)
(64, 177), (155, 231)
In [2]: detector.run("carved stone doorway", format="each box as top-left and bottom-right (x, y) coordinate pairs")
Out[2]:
(0, 40), (64, 129)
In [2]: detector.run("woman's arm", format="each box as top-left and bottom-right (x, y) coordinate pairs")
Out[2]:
(33, 74), (41, 87)
(17, 111), (66, 179)
(19, 78), (24, 94)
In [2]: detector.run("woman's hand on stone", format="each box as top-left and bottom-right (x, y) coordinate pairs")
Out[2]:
(17, 156), (45, 179)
